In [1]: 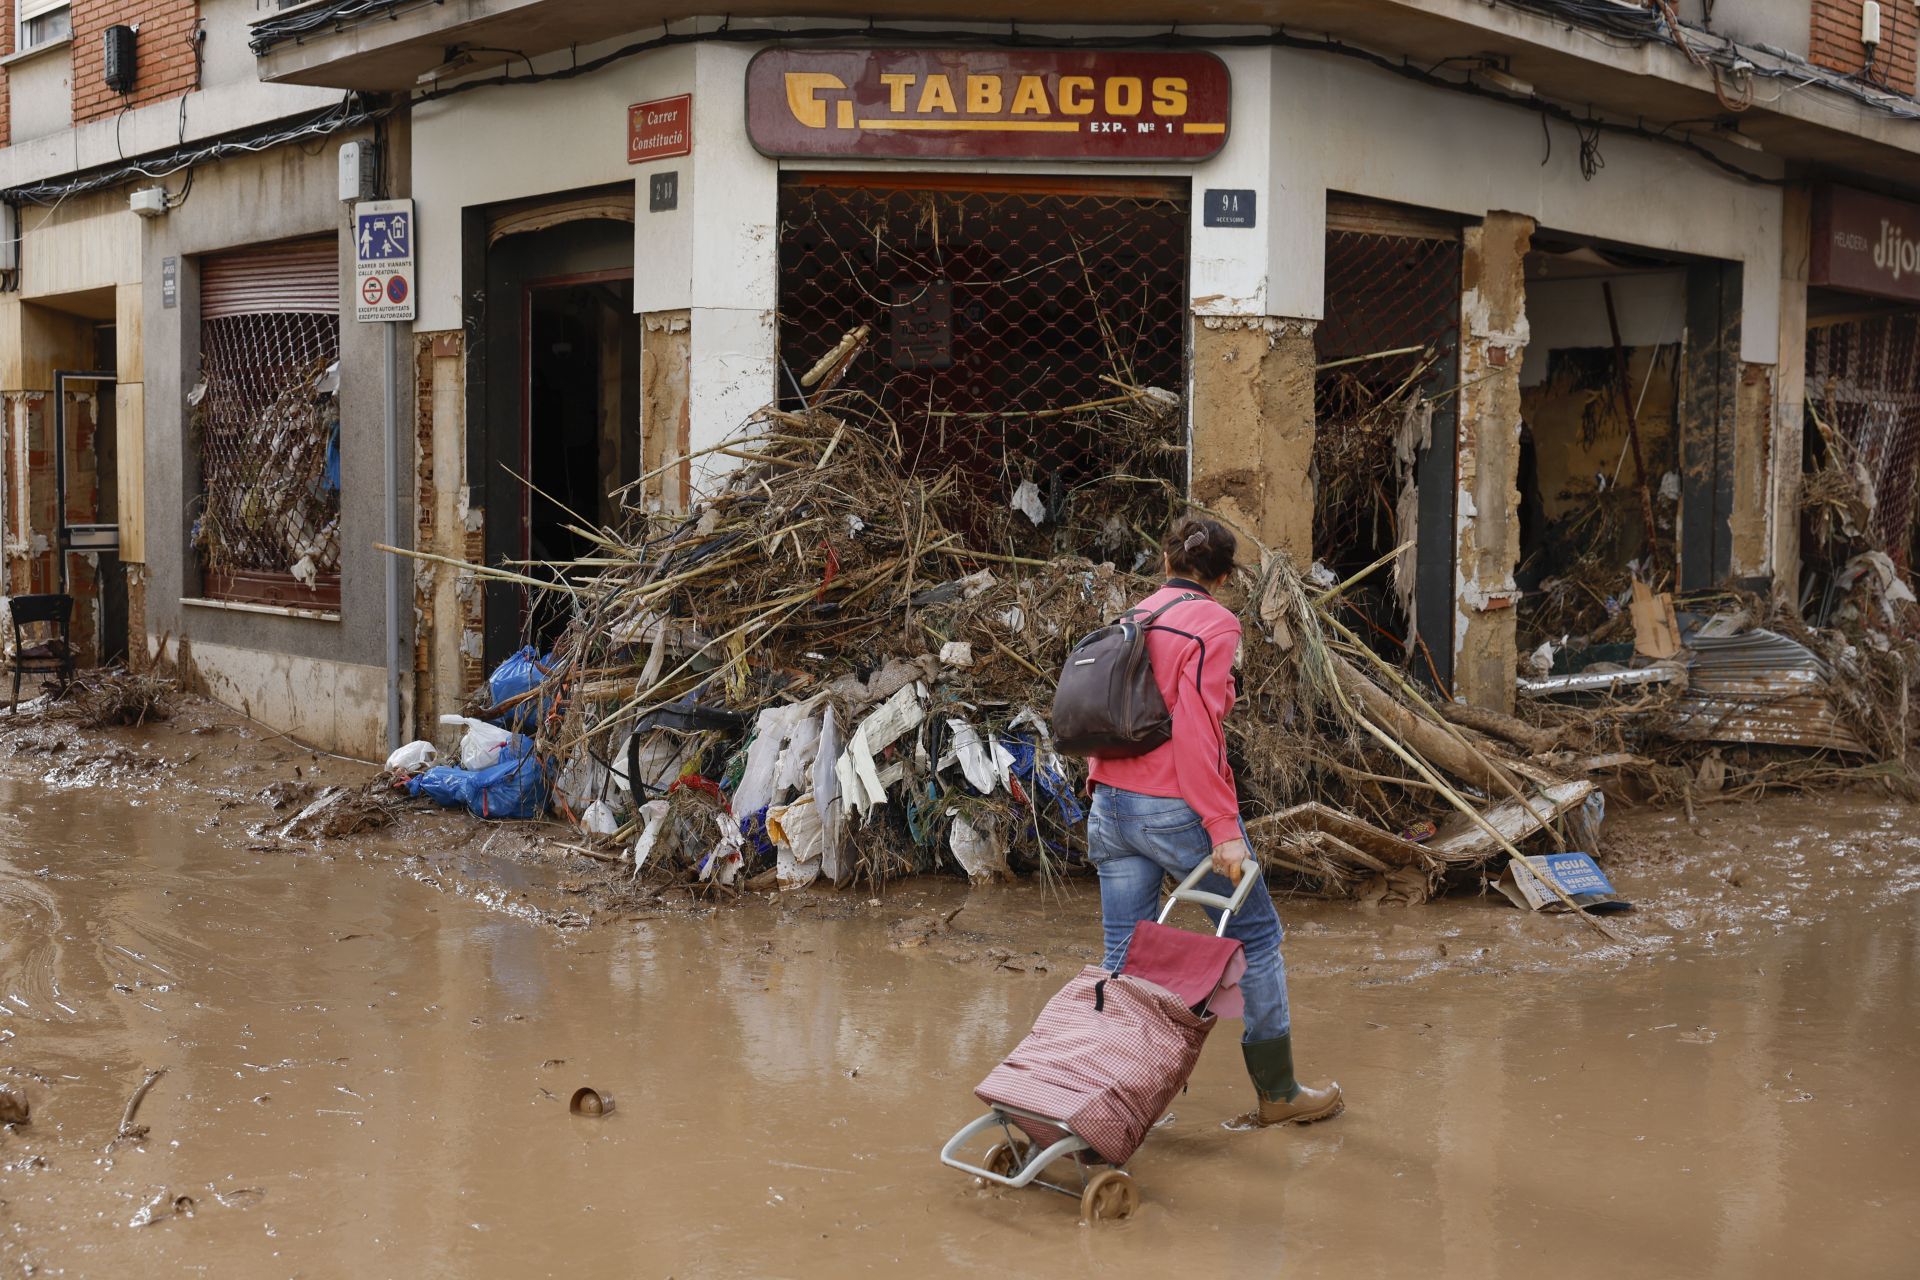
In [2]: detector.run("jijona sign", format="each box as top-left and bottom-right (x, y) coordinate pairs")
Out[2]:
(746, 48), (1230, 161)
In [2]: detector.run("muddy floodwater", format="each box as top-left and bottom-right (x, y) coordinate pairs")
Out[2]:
(3, 745), (1919, 1277)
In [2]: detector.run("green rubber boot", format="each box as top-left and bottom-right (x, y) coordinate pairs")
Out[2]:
(1227, 1033), (1344, 1130)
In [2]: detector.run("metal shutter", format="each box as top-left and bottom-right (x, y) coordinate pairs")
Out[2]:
(200, 238), (340, 318)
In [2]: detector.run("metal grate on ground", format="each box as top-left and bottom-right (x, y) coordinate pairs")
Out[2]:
(776, 175), (1189, 526)
(1808, 313), (1920, 563)
(194, 311), (343, 605)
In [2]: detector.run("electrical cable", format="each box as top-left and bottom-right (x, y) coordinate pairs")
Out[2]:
(3, 95), (389, 206)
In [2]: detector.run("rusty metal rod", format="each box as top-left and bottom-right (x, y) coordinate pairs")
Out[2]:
(1601, 282), (1666, 581)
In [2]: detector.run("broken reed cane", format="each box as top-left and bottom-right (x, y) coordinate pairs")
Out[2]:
(1602, 281), (1666, 581)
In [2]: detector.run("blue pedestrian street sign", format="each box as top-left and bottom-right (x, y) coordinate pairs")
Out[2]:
(353, 198), (416, 322)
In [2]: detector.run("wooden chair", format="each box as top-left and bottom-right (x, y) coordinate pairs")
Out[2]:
(8, 594), (74, 712)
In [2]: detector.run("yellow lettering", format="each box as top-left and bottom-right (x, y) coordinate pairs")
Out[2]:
(917, 75), (958, 114)
(837, 100), (854, 128)
(1009, 74), (1050, 114)
(1151, 77), (1188, 116)
(966, 75), (1003, 114)
(1104, 76), (1143, 116)
(784, 72), (846, 129)
(880, 73), (915, 113)
(1059, 76), (1094, 115)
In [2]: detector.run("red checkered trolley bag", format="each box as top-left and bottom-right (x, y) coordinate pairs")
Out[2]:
(939, 858), (1259, 1222)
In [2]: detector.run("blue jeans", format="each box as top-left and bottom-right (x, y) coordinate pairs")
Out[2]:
(1086, 785), (1291, 1043)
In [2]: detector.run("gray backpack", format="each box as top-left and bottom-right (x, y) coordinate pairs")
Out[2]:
(1051, 595), (1199, 758)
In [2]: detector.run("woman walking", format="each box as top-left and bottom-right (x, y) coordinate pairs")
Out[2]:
(1086, 516), (1344, 1129)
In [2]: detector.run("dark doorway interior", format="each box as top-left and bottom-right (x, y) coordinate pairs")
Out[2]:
(479, 216), (638, 668)
(524, 275), (639, 646)
(1314, 198), (1463, 691)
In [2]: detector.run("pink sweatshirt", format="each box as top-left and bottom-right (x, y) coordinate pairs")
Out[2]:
(1087, 583), (1244, 845)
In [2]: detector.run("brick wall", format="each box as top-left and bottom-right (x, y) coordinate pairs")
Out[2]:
(1, 0), (14, 148)
(71, 0), (200, 125)
(1811, 0), (1919, 95)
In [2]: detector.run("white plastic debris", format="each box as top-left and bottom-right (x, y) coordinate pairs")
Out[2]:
(770, 797), (827, 890)
(580, 800), (619, 837)
(998, 606), (1027, 634)
(836, 682), (926, 819)
(772, 713), (822, 799)
(943, 719), (999, 794)
(938, 640), (975, 669)
(957, 569), (998, 599)
(1658, 470), (1681, 502)
(948, 811), (1010, 881)
(439, 714), (515, 771)
(1307, 561), (1339, 589)
(699, 811), (746, 885)
(733, 702), (817, 820)
(1525, 641), (1556, 679)
(555, 749), (611, 815)
(385, 740), (437, 776)
(289, 554), (318, 589)
(814, 707), (845, 883)
(1011, 479), (1047, 526)
(630, 799), (671, 869)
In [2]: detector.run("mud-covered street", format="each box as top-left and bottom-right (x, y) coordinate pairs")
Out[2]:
(0, 710), (1913, 1278)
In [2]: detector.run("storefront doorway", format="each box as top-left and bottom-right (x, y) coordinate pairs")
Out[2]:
(479, 214), (639, 666)
(1516, 233), (1741, 661)
(1313, 196), (1463, 690)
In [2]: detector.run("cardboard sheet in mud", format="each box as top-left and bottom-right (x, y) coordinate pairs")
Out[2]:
(1495, 852), (1629, 913)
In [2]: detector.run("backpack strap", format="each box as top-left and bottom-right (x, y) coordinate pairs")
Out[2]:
(1117, 593), (1209, 701)
(1118, 592), (1199, 626)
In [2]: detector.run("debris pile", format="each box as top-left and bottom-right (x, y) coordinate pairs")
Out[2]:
(394, 390), (1639, 913)
(66, 671), (175, 729)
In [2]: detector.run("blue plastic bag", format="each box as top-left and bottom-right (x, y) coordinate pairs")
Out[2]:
(409, 734), (550, 820)
(487, 646), (551, 734)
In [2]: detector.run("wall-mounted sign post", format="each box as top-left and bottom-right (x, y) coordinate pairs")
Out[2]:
(353, 198), (415, 323)
(1203, 189), (1256, 228)
(630, 94), (693, 164)
(746, 49), (1230, 161)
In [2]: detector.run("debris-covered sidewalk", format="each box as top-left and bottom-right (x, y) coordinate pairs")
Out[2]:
(383, 377), (1920, 914)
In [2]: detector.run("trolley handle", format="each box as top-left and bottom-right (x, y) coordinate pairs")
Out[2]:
(1157, 856), (1262, 937)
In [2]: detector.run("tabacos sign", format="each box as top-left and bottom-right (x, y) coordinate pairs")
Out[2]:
(745, 48), (1230, 161)
(1811, 184), (1920, 305)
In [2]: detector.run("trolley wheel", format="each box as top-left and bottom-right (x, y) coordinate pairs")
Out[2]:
(977, 1138), (1029, 1186)
(1080, 1169), (1139, 1222)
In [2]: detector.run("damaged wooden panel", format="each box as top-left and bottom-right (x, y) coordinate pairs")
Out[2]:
(1424, 778), (1595, 864)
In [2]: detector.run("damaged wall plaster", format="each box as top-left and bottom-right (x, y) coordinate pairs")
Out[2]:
(1731, 362), (1775, 579)
(1189, 315), (1317, 566)
(413, 331), (484, 735)
(1455, 212), (1535, 713)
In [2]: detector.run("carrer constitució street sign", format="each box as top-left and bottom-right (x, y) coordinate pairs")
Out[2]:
(354, 198), (416, 323)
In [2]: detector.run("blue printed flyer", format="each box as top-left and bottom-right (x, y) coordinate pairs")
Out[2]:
(1495, 852), (1630, 913)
